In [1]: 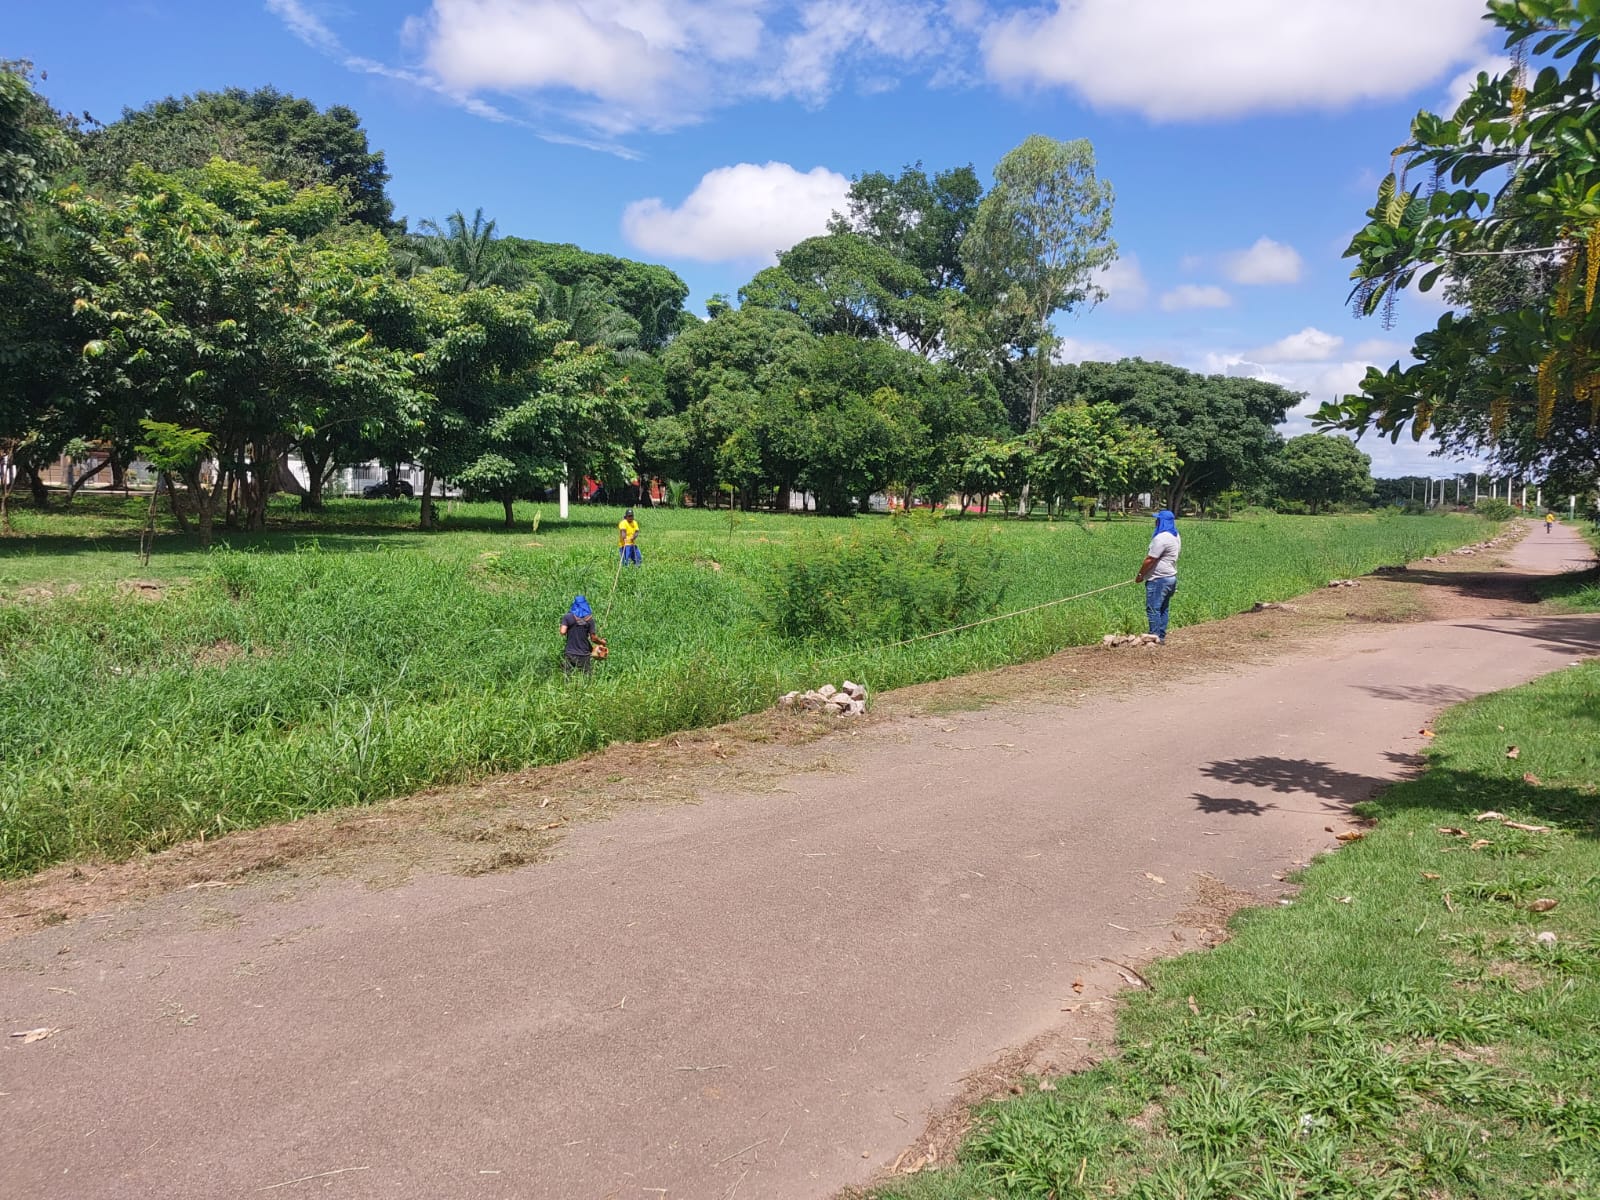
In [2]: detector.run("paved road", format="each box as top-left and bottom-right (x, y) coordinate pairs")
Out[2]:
(3, 524), (1597, 1200)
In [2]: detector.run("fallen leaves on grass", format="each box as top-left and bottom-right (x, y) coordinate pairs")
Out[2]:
(1475, 811), (1506, 822)
(1503, 820), (1552, 833)
(1420, 728), (1436, 738)
(1422, 872), (1441, 880)
(1506, 746), (1521, 759)
(1523, 773), (1543, 786)
(1335, 831), (1365, 843)
(1525, 898), (1559, 913)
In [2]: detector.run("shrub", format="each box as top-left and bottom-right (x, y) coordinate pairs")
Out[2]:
(1475, 498), (1516, 521)
(755, 514), (1006, 646)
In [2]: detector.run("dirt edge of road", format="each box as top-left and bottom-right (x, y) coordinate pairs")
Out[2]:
(0, 525), (1538, 943)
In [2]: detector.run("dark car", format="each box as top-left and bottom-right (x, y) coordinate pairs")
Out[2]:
(362, 479), (414, 499)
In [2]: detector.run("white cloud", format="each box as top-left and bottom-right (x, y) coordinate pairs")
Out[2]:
(399, 0), (956, 133)
(1251, 326), (1343, 363)
(621, 162), (851, 262)
(1098, 255), (1149, 312)
(1441, 54), (1512, 112)
(983, 0), (1487, 120)
(1054, 335), (1125, 363)
(1352, 337), (1409, 363)
(266, 0), (341, 52)
(758, 0), (947, 105)
(1159, 284), (1232, 312)
(1222, 237), (1304, 286)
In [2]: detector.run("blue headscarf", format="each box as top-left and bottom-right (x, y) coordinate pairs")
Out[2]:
(568, 594), (592, 619)
(1154, 510), (1178, 537)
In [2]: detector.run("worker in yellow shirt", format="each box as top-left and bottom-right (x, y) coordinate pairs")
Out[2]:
(1545, 511), (1557, 534)
(618, 508), (642, 566)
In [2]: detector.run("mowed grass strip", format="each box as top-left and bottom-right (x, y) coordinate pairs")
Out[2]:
(0, 506), (1489, 876)
(870, 661), (1600, 1200)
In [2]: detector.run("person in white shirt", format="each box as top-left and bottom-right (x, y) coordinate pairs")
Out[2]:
(1134, 509), (1180, 643)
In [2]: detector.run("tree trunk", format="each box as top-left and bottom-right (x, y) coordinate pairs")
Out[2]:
(109, 447), (127, 493)
(160, 473), (191, 532)
(419, 469), (436, 529)
(301, 450), (330, 512)
(502, 496), (515, 529)
(278, 452), (312, 509)
(65, 457), (111, 501)
(25, 466), (48, 508)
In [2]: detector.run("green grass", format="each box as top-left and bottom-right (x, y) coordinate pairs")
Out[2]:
(870, 660), (1600, 1200)
(0, 500), (1491, 876)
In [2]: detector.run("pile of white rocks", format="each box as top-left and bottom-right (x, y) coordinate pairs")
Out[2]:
(1102, 633), (1163, 648)
(1327, 579), (1361, 588)
(779, 680), (869, 716)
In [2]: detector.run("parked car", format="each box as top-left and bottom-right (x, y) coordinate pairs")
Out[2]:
(362, 479), (414, 499)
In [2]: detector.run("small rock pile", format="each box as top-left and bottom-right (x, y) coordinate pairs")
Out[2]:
(1251, 601), (1299, 613)
(1449, 531), (1518, 558)
(1327, 579), (1361, 589)
(780, 680), (868, 716)
(1102, 633), (1163, 648)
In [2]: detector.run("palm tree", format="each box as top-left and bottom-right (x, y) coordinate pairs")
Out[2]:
(538, 279), (642, 357)
(399, 208), (523, 291)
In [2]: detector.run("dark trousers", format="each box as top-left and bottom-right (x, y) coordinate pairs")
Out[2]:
(563, 652), (593, 676)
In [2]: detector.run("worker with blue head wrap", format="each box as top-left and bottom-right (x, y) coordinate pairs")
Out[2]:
(1134, 510), (1181, 643)
(560, 594), (598, 676)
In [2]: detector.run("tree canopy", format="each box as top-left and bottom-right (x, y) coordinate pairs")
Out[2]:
(1059, 358), (1299, 511)
(1276, 434), (1374, 513)
(1319, 0), (1600, 497)
(82, 86), (394, 229)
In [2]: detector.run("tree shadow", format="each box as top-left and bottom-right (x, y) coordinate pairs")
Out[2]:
(1452, 617), (1600, 658)
(1192, 793), (1278, 817)
(1372, 768), (1600, 841)
(1199, 757), (1391, 812)
(1357, 683), (1480, 705)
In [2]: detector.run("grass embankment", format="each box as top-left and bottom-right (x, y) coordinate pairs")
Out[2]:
(872, 662), (1600, 1200)
(0, 501), (1489, 876)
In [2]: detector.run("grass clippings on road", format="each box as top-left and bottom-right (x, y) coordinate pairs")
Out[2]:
(865, 658), (1600, 1200)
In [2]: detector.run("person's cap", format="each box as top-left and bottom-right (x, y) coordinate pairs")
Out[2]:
(625, 508), (634, 518)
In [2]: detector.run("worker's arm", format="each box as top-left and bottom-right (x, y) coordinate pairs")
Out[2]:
(1135, 556), (1158, 583)
(559, 620), (570, 635)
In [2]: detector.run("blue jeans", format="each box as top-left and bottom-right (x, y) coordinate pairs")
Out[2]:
(621, 544), (642, 566)
(1145, 576), (1177, 640)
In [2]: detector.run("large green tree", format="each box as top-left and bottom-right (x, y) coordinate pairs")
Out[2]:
(960, 136), (1116, 437)
(0, 62), (76, 250)
(1319, 0), (1600, 498)
(1275, 433), (1374, 513)
(1061, 358), (1298, 511)
(58, 162), (404, 540)
(82, 87), (394, 229)
(503, 238), (691, 351)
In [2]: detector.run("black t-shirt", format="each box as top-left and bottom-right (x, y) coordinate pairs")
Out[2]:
(563, 615), (594, 656)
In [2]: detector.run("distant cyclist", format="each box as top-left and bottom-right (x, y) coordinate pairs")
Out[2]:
(1545, 511), (1557, 534)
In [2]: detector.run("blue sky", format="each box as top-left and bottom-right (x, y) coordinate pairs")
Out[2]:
(10, 0), (1512, 478)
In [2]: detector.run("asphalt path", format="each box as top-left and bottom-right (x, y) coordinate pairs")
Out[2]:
(3, 522), (1597, 1200)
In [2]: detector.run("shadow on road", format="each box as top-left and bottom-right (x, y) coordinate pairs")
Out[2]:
(1191, 793), (1278, 817)
(1199, 757), (1390, 811)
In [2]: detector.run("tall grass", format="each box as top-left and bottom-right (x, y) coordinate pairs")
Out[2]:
(0, 507), (1489, 875)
